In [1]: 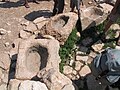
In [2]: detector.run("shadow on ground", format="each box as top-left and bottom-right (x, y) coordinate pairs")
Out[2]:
(76, 18), (117, 54)
(0, 0), (24, 8)
(24, 10), (52, 21)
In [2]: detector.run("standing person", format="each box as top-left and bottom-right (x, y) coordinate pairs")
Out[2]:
(70, 0), (83, 16)
(90, 48), (120, 90)
(52, 0), (64, 16)
(101, 0), (120, 46)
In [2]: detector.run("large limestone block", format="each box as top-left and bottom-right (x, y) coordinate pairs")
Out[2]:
(15, 38), (60, 79)
(8, 79), (21, 90)
(39, 12), (78, 45)
(8, 79), (48, 90)
(0, 52), (10, 70)
(0, 84), (7, 90)
(19, 80), (48, 90)
(37, 68), (73, 90)
(81, 6), (107, 30)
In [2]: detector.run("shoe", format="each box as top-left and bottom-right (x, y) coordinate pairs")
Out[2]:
(24, 3), (30, 8)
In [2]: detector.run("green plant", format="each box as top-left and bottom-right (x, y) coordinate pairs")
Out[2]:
(59, 28), (79, 73)
(116, 18), (120, 24)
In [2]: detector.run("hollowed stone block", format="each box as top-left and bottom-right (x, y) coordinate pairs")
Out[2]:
(40, 12), (78, 45)
(15, 38), (60, 79)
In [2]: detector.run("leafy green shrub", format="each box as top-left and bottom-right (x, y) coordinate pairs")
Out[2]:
(59, 28), (79, 73)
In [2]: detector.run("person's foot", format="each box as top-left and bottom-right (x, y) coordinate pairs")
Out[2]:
(33, 0), (39, 4)
(24, 3), (30, 8)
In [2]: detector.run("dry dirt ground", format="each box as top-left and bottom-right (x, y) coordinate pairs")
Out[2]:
(0, 0), (95, 53)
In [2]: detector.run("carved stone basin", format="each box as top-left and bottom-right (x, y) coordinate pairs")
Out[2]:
(26, 45), (48, 73)
(52, 15), (69, 30)
(15, 38), (60, 79)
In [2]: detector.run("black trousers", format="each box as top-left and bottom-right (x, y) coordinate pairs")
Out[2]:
(52, 0), (64, 16)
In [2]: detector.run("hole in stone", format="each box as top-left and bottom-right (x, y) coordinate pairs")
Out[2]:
(26, 44), (48, 73)
(52, 15), (69, 29)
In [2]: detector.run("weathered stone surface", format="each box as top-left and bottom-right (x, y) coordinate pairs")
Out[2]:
(4, 42), (10, 47)
(1, 71), (8, 84)
(24, 22), (37, 32)
(19, 80), (48, 90)
(36, 21), (49, 30)
(89, 51), (97, 58)
(75, 61), (83, 71)
(63, 65), (73, 75)
(110, 24), (120, 30)
(92, 42), (104, 52)
(82, 6), (103, 19)
(42, 35), (55, 39)
(95, 0), (116, 4)
(19, 30), (33, 39)
(76, 55), (88, 62)
(62, 84), (78, 90)
(0, 52), (10, 70)
(79, 65), (91, 77)
(0, 68), (3, 84)
(15, 38), (60, 79)
(81, 6), (107, 30)
(99, 3), (113, 14)
(0, 68), (3, 78)
(33, 17), (48, 24)
(37, 68), (73, 90)
(33, 17), (49, 30)
(0, 84), (7, 90)
(0, 28), (7, 35)
(9, 38), (22, 61)
(39, 12), (78, 45)
(8, 79), (21, 90)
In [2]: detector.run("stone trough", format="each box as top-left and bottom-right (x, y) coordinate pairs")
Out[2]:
(15, 38), (60, 79)
(40, 12), (78, 45)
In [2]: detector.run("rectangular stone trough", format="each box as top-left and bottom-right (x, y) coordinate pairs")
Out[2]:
(15, 38), (60, 80)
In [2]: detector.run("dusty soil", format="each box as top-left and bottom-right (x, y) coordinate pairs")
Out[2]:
(0, 0), (95, 53)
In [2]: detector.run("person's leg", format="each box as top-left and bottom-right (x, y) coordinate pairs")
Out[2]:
(52, 0), (58, 16)
(24, 0), (30, 8)
(57, 0), (64, 14)
(70, 0), (75, 12)
(76, 0), (80, 16)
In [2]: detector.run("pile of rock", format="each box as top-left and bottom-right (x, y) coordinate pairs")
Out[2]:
(0, 1), (120, 90)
